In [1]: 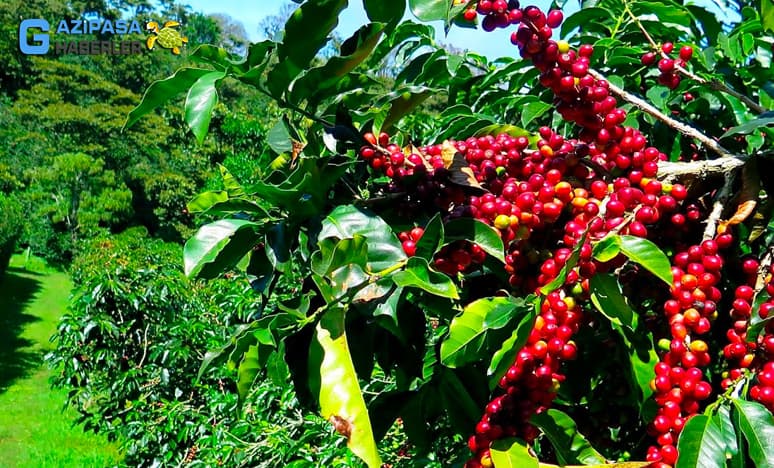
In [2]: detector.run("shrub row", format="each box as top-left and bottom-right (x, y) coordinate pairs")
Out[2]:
(48, 228), (353, 466)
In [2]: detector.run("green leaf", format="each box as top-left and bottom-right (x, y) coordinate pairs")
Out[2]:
(290, 23), (385, 103)
(124, 67), (213, 129)
(393, 257), (459, 299)
(675, 414), (726, 468)
(236, 344), (263, 404)
(184, 70), (226, 144)
(187, 191), (269, 217)
(183, 219), (260, 279)
(438, 368), (483, 432)
(310, 308), (382, 468)
(489, 438), (539, 468)
(281, 0), (347, 64)
(236, 331), (275, 404)
(763, 0), (774, 32)
(488, 296), (539, 389)
(381, 86), (436, 132)
(732, 398), (774, 468)
(721, 117), (774, 138)
(319, 205), (407, 273)
(187, 190), (229, 213)
(414, 214), (444, 262)
(409, 0), (449, 22)
(617, 235), (673, 285)
(531, 409), (607, 466)
(198, 322), (258, 380)
(592, 235), (621, 262)
(219, 164), (245, 197)
(444, 218), (505, 262)
(521, 101), (553, 127)
(267, 120), (294, 154)
(589, 273), (637, 330)
(312, 235), (369, 276)
(441, 296), (532, 368)
(364, 0), (406, 24)
(716, 404), (744, 468)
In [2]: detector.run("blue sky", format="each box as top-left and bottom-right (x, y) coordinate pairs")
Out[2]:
(184, 0), (560, 60)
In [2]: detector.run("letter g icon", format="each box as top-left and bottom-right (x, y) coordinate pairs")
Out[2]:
(20, 19), (49, 55)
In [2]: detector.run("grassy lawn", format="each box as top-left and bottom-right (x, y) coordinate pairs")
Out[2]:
(0, 254), (121, 468)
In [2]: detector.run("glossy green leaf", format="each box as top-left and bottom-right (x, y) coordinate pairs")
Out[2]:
(763, 0), (774, 32)
(715, 404), (744, 468)
(539, 230), (588, 295)
(184, 70), (226, 144)
(414, 214), (445, 262)
(267, 120), (294, 154)
(488, 296), (539, 388)
(312, 235), (369, 276)
(291, 23), (385, 103)
(531, 409), (607, 465)
(279, 0), (348, 72)
(236, 344), (263, 404)
(592, 235), (621, 262)
(124, 67), (212, 129)
(319, 205), (407, 273)
(474, 124), (533, 139)
(444, 218), (505, 262)
(364, 0), (406, 24)
(236, 330), (275, 404)
(310, 308), (381, 468)
(198, 322), (258, 380)
(393, 257), (459, 299)
(187, 190), (229, 213)
(381, 86), (436, 131)
(675, 414), (726, 468)
(521, 101), (552, 127)
(732, 398), (774, 468)
(441, 296), (532, 368)
(438, 368), (482, 432)
(721, 117), (774, 138)
(187, 191), (269, 217)
(617, 235), (673, 285)
(409, 0), (448, 22)
(183, 219), (260, 279)
(589, 273), (637, 330)
(489, 438), (539, 468)
(219, 164), (245, 197)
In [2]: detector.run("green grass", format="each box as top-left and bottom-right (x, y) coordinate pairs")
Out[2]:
(0, 255), (121, 468)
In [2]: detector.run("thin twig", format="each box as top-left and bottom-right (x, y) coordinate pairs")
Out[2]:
(625, 3), (767, 115)
(589, 69), (738, 160)
(136, 324), (150, 368)
(703, 172), (735, 240)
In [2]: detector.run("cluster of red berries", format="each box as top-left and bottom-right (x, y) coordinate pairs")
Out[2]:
(398, 227), (425, 257)
(461, 1), (530, 32)
(645, 236), (731, 467)
(356, 3), (771, 467)
(468, 288), (581, 468)
(641, 42), (694, 89)
(722, 259), (774, 412)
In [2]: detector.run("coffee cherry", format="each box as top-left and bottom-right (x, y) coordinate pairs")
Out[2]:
(679, 46), (693, 61)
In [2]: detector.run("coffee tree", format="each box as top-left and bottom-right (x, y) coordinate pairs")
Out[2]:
(126, 0), (774, 466)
